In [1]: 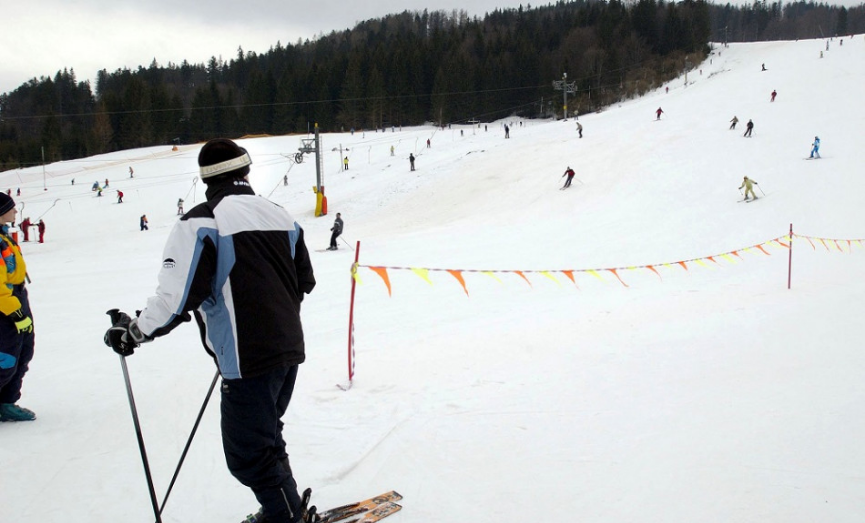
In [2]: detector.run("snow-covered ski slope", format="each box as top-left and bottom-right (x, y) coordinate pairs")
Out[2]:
(1, 37), (864, 523)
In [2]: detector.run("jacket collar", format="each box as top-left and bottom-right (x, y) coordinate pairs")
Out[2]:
(205, 178), (256, 202)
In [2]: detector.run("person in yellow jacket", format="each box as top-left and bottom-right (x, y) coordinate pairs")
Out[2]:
(0, 193), (36, 421)
(739, 176), (759, 201)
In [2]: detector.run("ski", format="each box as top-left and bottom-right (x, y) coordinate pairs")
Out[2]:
(316, 491), (402, 523)
(354, 502), (402, 523)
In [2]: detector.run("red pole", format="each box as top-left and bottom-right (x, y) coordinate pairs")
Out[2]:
(347, 241), (361, 383)
(787, 223), (793, 289)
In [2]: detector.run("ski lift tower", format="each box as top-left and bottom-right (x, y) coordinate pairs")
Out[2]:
(295, 123), (327, 216)
(552, 73), (577, 120)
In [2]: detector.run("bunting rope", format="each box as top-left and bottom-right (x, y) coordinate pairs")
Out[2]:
(354, 234), (809, 297)
(793, 234), (865, 253)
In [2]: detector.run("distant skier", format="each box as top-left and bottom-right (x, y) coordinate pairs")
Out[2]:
(770, 90), (777, 102)
(140, 214), (149, 231)
(576, 121), (583, 138)
(343, 156), (349, 171)
(328, 213), (343, 251)
(117, 190), (124, 204)
(656, 107), (664, 120)
(177, 198), (184, 215)
(19, 217), (31, 242)
(561, 167), (576, 189)
(129, 166), (134, 178)
(426, 138), (431, 148)
(409, 153), (416, 171)
(744, 119), (754, 137)
(37, 220), (45, 243)
(739, 176), (759, 201)
(761, 63), (767, 71)
(809, 136), (821, 158)
(729, 116), (739, 130)
(504, 124), (510, 138)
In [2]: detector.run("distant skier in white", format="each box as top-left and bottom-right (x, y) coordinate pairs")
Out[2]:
(809, 136), (821, 158)
(729, 116), (739, 130)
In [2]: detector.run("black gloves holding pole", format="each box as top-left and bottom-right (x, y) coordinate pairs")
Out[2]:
(104, 309), (150, 356)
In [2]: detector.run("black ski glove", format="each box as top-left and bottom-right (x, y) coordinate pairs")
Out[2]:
(104, 309), (150, 356)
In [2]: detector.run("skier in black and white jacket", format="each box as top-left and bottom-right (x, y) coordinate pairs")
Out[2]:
(328, 213), (343, 250)
(104, 138), (316, 523)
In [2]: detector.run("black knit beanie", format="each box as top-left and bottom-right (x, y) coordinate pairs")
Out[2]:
(198, 138), (252, 181)
(0, 193), (15, 215)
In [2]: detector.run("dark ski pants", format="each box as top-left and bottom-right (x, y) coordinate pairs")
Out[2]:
(0, 286), (35, 404)
(564, 176), (574, 188)
(221, 364), (302, 523)
(330, 232), (341, 249)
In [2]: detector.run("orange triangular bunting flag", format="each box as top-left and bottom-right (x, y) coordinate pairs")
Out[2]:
(447, 270), (469, 296)
(370, 267), (392, 296)
(561, 270), (578, 287)
(608, 269), (629, 288)
(513, 271), (533, 287)
(369, 267), (392, 297)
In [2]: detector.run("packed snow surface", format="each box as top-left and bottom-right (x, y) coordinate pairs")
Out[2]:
(1, 37), (864, 522)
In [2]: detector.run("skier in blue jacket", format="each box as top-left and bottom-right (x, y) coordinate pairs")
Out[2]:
(810, 136), (821, 158)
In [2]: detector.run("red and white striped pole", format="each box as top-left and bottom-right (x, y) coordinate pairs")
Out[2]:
(346, 241), (361, 386)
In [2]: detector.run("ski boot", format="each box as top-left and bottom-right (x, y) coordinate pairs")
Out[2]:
(242, 488), (317, 523)
(0, 403), (36, 421)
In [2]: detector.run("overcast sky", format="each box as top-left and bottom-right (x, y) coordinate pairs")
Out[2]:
(3, 0), (861, 95)
(1, 0), (533, 94)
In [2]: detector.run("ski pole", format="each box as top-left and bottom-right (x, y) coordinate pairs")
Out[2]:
(757, 184), (766, 196)
(340, 236), (356, 251)
(107, 309), (162, 523)
(159, 370), (220, 516)
(119, 354), (163, 523)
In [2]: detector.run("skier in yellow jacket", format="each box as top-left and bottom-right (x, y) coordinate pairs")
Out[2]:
(739, 176), (759, 201)
(0, 193), (36, 421)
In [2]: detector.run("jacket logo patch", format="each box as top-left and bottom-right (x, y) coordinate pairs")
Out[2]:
(163, 258), (176, 269)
